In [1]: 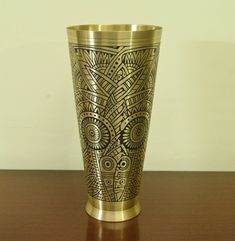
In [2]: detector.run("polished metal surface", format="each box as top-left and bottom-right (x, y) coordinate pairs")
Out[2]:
(67, 24), (162, 221)
(67, 24), (162, 46)
(85, 195), (141, 222)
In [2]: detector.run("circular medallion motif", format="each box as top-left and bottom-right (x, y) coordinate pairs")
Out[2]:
(85, 124), (101, 143)
(118, 156), (131, 171)
(130, 123), (145, 143)
(101, 156), (116, 171)
(118, 178), (126, 187)
(122, 117), (148, 149)
(81, 117), (110, 150)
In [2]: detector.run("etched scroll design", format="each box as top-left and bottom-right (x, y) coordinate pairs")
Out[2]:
(69, 44), (160, 201)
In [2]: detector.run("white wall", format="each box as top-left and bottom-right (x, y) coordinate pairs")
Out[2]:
(0, 0), (235, 171)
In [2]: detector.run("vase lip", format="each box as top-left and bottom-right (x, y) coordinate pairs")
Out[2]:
(67, 24), (162, 46)
(67, 24), (162, 33)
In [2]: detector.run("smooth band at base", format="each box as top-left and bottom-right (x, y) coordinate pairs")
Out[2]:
(85, 195), (141, 222)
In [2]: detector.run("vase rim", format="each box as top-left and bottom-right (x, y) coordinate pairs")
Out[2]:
(67, 24), (162, 46)
(67, 24), (162, 33)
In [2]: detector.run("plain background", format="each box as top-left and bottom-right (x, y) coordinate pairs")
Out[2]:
(0, 0), (235, 171)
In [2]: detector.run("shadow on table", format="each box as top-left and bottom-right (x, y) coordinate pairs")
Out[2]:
(86, 216), (139, 241)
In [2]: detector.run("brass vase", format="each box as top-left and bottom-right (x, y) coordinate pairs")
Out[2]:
(67, 24), (162, 222)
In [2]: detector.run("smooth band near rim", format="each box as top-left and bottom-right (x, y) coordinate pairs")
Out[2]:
(85, 195), (141, 222)
(67, 24), (162, 46)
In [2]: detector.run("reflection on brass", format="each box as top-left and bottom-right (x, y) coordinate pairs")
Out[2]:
(86, 195), (141, 222)
(67, 24), (162, 46)
(67, 24), (162, 222)
(86, 216), (139, 241)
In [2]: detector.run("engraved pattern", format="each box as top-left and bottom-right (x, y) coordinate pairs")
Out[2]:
(69, 44), (160, 201)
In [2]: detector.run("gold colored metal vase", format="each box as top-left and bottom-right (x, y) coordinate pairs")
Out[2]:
(67, 24), (162, 222)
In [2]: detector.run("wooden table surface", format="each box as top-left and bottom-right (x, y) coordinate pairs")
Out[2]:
(0, 171), (234, 241)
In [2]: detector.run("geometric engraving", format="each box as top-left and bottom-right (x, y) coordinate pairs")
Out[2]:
(69, 43), (160, 201)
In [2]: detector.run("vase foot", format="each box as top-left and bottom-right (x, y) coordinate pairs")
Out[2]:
(85, 195), (141, 222)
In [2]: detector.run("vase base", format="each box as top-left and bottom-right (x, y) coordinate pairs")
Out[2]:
(85, 195), (141, 222)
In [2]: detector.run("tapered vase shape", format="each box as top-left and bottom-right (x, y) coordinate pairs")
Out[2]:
(67, 24), (162, 222)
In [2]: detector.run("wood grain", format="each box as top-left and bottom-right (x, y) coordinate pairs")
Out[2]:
(0, 171), (234, 241)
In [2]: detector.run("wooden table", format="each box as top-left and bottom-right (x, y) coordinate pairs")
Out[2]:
(0, 171), (234, 241)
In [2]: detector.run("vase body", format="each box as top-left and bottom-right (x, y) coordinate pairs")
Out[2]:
(67, 24), (162, 222)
